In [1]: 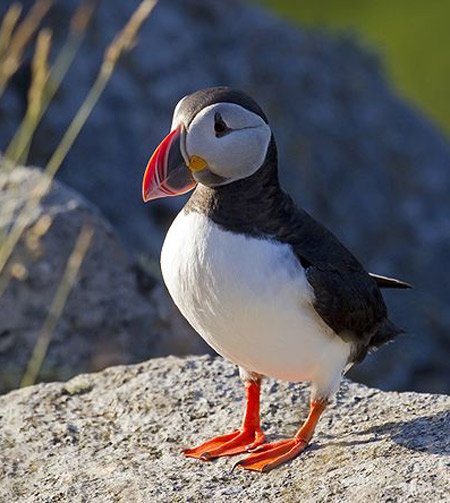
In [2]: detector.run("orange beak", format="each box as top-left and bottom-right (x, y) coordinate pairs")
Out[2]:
(142, 125), (196, 202)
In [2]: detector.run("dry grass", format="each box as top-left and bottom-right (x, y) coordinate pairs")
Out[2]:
(0, 0), (52, 98)
(0, 0), (158, 387)
(20, 224), (94, 387)
(0, 3), (22, 60)
(5, 0), (97, 166)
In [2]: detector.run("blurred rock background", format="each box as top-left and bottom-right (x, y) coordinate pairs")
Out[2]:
(0, 0), (449, 394)
(0, 166), (198, 391)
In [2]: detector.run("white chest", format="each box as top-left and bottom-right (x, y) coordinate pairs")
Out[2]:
(161, 211), (350, 387)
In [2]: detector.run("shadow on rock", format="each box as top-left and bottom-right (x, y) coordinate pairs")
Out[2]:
(360, 409), (450, 455)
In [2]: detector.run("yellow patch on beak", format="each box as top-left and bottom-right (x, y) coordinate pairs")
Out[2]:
(189, 155), (208, 172)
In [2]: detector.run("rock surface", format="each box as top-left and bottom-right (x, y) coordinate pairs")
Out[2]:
(1, 0), (449, 393)
(0, 166), (206, 394)
(0, 356), (448, 502)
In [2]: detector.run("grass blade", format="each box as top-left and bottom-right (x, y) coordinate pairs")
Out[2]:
(4, 0), (97, 166)
(0, 3), (22, 60)
(0, 0), (52, 98)
(0, 0), (158, 287)
(5, 28), (51, 165)
(20, 224), (94, 387)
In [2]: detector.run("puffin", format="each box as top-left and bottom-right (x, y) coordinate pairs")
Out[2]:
(142, 87), (410, 472)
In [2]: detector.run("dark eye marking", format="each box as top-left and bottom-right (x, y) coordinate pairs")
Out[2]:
(214, 112), (232, 138)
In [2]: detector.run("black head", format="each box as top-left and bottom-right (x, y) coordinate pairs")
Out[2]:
(174, 86), (269, 128)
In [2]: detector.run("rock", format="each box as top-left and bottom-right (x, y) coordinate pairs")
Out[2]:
(0, 166), (208, 394)
(1, 0), (449, 393)
(0, 356), (448, 502)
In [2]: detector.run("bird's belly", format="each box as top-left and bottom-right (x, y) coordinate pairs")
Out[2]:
(161, 211), (350, 383)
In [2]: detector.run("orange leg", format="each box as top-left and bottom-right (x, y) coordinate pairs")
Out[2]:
(183, 379), (265, 460)
(234, 399), (327, 472)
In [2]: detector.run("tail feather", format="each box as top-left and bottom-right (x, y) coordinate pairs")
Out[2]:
(369, 273), (412, 289)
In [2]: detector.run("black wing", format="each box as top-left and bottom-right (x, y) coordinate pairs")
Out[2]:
(272, 200), (389, 343)
(298, 255), (387, 340)
(277, 201), (407, 362)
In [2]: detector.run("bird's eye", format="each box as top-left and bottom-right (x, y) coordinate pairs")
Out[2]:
(214, 112), (230, 137)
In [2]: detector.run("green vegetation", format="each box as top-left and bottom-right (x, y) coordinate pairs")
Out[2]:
(255, 0), (449, 135)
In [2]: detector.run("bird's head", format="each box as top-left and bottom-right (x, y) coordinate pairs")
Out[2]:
(142, 87), (272, 201)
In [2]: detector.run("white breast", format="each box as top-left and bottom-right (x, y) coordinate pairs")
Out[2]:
(161, 211), (350, 396)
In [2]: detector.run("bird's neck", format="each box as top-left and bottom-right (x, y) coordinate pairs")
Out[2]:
(184, 138), (288, 236)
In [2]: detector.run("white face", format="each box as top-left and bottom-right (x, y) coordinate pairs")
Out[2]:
(172, 102), (271, 186)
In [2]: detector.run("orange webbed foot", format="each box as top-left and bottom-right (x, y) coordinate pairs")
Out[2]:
(234, 398), (327, 472)
(184, 379), (264, 460)
(183, 428), (265, 460)
(234, 437), (308, 472)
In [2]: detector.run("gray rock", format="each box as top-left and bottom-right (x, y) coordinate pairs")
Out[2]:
(0, 355), (448, 502)
(0, 166), (208, 394)
(0, 0), (449, 393)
